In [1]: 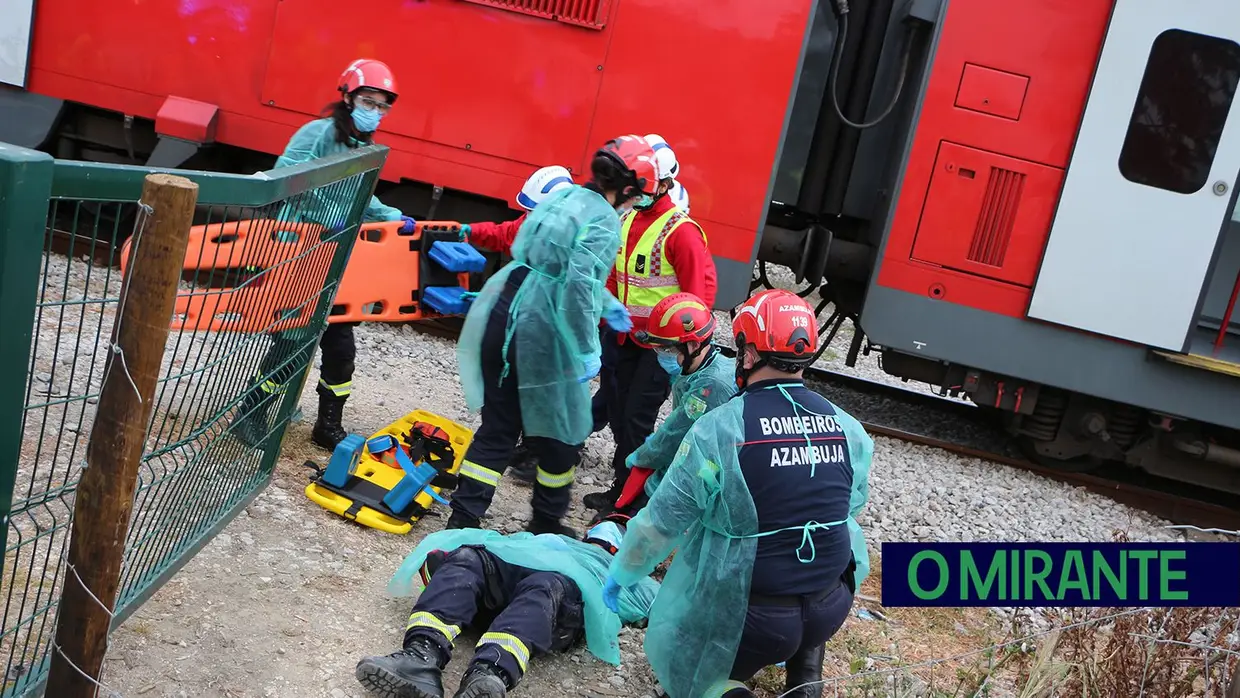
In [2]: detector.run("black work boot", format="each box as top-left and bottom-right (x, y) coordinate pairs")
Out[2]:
(453, 661), (509, 698)
(582, 479), (624, 511)
(526, 515), (577, 538)
(507, 441), (536, 485)
(311, 394), (349, 451)
(783, 642), (826, 697)
(444, 509), (481, 531)
(232, 387), (273, 449)
(355, 636), (448, 698)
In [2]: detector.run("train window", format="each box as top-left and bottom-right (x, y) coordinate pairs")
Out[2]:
(1118, 29), (1240, 195)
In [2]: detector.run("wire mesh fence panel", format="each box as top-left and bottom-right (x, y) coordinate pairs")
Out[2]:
(0, 145), (386, 696)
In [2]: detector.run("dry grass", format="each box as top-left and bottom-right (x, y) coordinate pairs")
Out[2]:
(744, 535), (1239, 697)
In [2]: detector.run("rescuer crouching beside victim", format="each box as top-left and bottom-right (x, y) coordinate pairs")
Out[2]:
(602, 290), (874, 698)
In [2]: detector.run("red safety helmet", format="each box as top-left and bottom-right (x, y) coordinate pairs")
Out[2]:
(596, 135), (659, 196)
(733, 289), (818, 367)
(339, 59), (399, 103)
(636, 293), (716, 346)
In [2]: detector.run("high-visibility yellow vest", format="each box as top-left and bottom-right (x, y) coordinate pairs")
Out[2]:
(614, 206), (706, 318)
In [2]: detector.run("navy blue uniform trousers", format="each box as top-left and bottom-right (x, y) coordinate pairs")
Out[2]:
(599, 328), (671, 486)
(449, 266), (582, 524)
(403, 546), (585, 686)
(729, 582), (854, 685)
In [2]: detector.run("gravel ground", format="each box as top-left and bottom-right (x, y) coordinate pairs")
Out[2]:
(9, 253), (1218, 697)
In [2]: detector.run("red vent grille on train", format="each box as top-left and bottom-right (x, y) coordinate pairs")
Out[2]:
(459, 0), (610, 29)
(967, 167), (1026, 268)
(910, 142), (1064, 289)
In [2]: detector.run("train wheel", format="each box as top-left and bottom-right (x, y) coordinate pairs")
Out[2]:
(1017, 436), (1104, 473)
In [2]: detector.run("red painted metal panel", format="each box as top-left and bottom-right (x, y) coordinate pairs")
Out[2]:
(24, 0), (809, 271)
(875, 0), (1113, 317)
(584, 0), (813, 264)
(259, 0), (610, 169)
(954, 63), (1028, 121)
(911, 142), (1065, 288)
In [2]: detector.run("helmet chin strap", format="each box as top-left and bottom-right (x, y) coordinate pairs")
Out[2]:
(735, 356), (767, 390)
(679, 342), (711, 375)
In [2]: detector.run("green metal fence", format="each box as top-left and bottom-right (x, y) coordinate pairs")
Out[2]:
(0, 142), (388, 696)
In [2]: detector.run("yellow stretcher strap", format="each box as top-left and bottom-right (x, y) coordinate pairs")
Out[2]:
(478, 632), (530, 673)
(459, 460), (502, 487)
(319, 378), (352, 397)
(535, 466), (575, 488)
(406, 611), (461, 642)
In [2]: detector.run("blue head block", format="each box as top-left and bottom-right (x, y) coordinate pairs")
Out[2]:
(322, 434), (367, 488)
(382, 446), (440, 513)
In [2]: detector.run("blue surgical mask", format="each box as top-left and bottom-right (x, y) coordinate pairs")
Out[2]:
(656, 352), (682, 376)
(351, 106), (383, 133)
(632, 194), (655, 210)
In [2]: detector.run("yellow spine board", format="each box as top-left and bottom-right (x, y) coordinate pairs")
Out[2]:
(304, 409), (472, 534)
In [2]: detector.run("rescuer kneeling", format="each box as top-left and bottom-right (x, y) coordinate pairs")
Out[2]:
(602, 289), (874, 698)
(357, 515), (658, 698)
(446, 136), (659, 537)
(232, 59), (417, 452)
(591, 291), (737, 520)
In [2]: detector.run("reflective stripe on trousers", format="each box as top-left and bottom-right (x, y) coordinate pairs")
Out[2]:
(535, 465), (575, 488)
(318, 378), (352, 397)
(459, 460), (503, 487)
(406, 610), (461, 642)
(477, 632), (531, 673)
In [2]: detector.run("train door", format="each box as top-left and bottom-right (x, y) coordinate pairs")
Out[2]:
(0, 0), (36, 88)
(1026, 1), (1240, 356)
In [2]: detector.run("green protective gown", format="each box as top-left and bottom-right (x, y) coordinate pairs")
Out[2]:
(607, 392), (874, 698)
(629, 350), (738, 496)
(457, 185), (622, 445)
(273, 118), (404, 227)
(261, 118), (405, 344)
(388, 528), (660, 665)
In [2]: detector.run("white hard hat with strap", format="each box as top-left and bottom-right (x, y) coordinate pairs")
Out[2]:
(516, 165), (574, 210)
(643, 133), (679, 181)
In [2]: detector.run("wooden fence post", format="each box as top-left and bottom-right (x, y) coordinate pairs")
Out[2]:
(46, 173), (198, 697)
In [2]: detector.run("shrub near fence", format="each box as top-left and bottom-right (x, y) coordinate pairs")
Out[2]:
(0, 142), (388, 696)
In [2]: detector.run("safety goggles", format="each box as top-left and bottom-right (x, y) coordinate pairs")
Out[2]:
(355, 95), (392, 113)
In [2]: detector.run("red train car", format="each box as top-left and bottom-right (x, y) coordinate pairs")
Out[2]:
(859, 0), (1240, 495)
(0, 0), (820, 308)
(6, 0), (1240, 494)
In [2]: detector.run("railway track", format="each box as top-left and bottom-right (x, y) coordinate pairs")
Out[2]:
(407, 317), (1240, 534)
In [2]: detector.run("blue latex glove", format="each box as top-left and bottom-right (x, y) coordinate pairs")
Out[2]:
(603, 299), (632, 333)
(400, 215), (416, 233)
(602, 575), (623, 613)
(579, 355), (601, 383)
(459, 223), (472, 241)
(624, 450), (640, 470)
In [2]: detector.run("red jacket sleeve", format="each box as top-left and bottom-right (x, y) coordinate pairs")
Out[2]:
(468, 215), (525, 256)
(664, 220), (717, 308)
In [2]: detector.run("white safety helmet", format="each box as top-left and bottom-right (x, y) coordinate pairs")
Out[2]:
(643, 133), (680, 181)
(669, 180), (690, 213)
(516, 165), (574, 211)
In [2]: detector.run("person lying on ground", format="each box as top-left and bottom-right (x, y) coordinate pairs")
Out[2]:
(356, 513), (657, 698)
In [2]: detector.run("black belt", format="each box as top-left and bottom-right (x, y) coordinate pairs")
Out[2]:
(749, 582), (838, 608)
